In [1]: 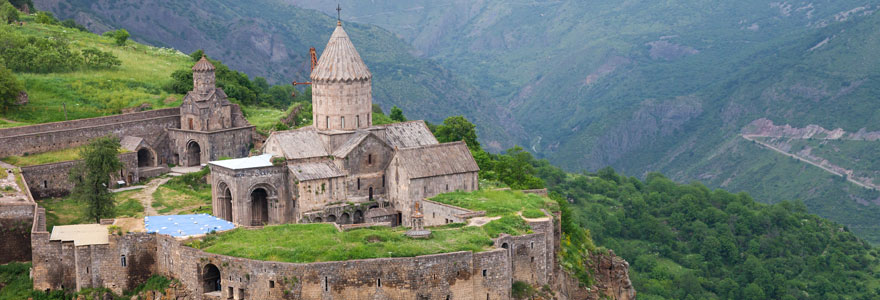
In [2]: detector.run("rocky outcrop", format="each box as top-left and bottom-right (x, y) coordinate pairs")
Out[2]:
(553, 249), (635, 300)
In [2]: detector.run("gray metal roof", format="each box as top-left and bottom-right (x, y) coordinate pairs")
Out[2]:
(209, 154), (274, 170)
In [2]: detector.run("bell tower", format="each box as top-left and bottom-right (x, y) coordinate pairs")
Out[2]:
(193, 56), (216, 94)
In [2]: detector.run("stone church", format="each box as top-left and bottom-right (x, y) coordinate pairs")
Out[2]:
(209, 21), (480, 228)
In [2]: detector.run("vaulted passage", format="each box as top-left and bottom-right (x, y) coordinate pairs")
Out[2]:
(137, 148), (155, 167)
(203, 264), (221, 292)
(251, 188), (269, 226)
(186, 141), (201, 167)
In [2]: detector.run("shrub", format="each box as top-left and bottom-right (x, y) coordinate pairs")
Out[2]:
(0, 63), (23, 109)
(81, 48), (121, 69)
(34, 11), (58, 25)
(1, 2), (19, 24)
(61, 19), (88, 32)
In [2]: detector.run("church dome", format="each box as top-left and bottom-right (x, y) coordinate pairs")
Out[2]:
(310, 23), (372, 82)
(192, 56), (216, 72)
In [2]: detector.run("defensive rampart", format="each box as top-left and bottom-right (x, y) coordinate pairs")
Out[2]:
(0, 108), (180, 158)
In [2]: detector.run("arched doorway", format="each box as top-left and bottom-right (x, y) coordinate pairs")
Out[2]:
(369, 187), (373, 201)
(326, 215), (337, 223)
(203, 264), (221, 292)
(218, 183), (232, 222)
(353, 210), (364, 224)
(339, 212), (350, 224)
(186, 141), (201, 167)
(137, 148), (155, 167)
(313, 217), (322, 223)
(251, 188), (269, 226)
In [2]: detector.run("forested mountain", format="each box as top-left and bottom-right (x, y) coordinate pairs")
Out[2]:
(34, 0), (519, 142)
(37, 0), (880, 243)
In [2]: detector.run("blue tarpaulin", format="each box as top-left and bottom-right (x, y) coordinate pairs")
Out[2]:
(144, 214), (236, 237)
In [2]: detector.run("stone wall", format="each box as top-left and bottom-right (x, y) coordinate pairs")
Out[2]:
(0, 202), (35, 263)
(0, 108), (180, 158)
(312, 79), (372, 131)
(168, 126), (254, 167)
(21, 152), (139, 199)
(399, 173), (479, 226)
(421, 199), (477, 226)
(339, 134), (391, 199)
(295, 177), (346, 217)
(211, 164), (290, 226)
(157, 235), (513, 300)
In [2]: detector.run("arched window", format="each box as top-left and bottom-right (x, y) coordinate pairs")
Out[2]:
(341, 116), (345, 129)
(326, 116), (329, 129)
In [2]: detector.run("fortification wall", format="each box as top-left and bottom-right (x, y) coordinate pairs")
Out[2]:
(0, 108), (180, 158)
(21, 152), (138, 199)
(157, 235), (512, 300)
(0, 203), (35, 263)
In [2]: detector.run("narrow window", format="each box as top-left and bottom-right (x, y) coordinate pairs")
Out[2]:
(377, 278), (381, 287)
(357, 115), (360, 127)
(446, 296), (450, 300)
(43, 181), (47, 188)
(424, 185), (427, 195)
(357, 178), (361, 190)
(446, 184), (449, 191)
(382, 175), (385, 187)
(326, 116), (329, 129)
(324, 276), (329, 292)
(188, 118), (194, 130)
(531, 257), (535, 262)
(269, 280), (274, 288)
(341, 116), (346, 128)
(482, 269), (487, 277)
(368, 154), (372, 164)
(86, 267), (89, 274)
(121, 255), (127, 267)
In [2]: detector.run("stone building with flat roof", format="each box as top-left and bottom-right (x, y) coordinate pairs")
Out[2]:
(209, 22), (480, 228)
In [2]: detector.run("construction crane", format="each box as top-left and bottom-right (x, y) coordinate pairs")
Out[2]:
(291, 47), (317, 98)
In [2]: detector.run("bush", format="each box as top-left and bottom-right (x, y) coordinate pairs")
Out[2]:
(1, 2), (19, 24)
(110, 28), (129, 46)
(81, 48), (121, 69)
(61, 19), (88, 32)
(34, 11), (58, 25)
(0, 63), (23, 109)
(0, 27), (121, 73)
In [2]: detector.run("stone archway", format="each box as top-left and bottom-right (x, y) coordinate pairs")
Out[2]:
(339, 212), (351, 224)
(353, 210), (364, 224)
(251, 188), (269, 226)
(217, 182), (233, 222)
(203, 264), (221, 292)
(186, 141), (201, 167)
(137, 148), (156, 167)
(326, 215), (337, 223)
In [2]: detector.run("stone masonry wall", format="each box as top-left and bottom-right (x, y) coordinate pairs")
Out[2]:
(0, 203), (35, 263)
(421, 199), (475, 226)
(211, 164), (290, 226)
(21, 152), (139, 199)
(0, 108), (180, 158)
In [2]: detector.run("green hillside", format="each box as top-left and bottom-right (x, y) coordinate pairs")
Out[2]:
(36, 0), (516, 143)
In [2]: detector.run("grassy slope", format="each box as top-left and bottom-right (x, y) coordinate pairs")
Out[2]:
(2, 18), (190, 125)
(193, 189), (548, 263)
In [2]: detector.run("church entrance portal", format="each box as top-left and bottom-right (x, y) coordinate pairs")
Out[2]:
(251, 188), (269, 226)
(222, 187), (232, 221)
(137, 148), (155, 167)
(186, 141), (201, 167)
(203, 264), (221, 293)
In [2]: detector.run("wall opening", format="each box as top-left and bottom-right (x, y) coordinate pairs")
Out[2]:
(222, 187), (233, 222)
(353, 210), (364, 224)
(121, 255), (126, 267)
(501, 243), (509, 249)
(367, 154), (372, 165)
(269, 280), (275, 288)
(137, 148), (155, 167)
(369, 187), (373, 201)
(339, 212), (351, 224)
(251, 188), (269, 226)
(203, 264), (221, 292)
(324, 276), (329, 292)
(377, 278), (381, 287)
(326, 214), (337, 223)
(313, 217), (323, 223)
(186, 141), (201, 167)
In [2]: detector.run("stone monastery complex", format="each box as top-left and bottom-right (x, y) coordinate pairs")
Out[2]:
(0, 21), (633, 300)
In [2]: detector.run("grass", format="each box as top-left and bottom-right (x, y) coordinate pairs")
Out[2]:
(2, 20), (190, 125)
(192, 189), (555, 262)
(39, 189), (146, 230)
(152, 168), (211, 214)
(430, 189), (557, 217)
(0, 146), (128, 167)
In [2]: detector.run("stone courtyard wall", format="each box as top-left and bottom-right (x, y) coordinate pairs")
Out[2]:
(421, 199), (477, 226)
(0, 108), (180, 158)
(21, 152), (139, 199)
(0, 202), (35, 263)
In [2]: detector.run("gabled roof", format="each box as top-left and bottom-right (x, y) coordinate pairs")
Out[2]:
(331, 131), (392, 158)
(192, 56), (215, 72)
(310, 23), (371, 82)
(269, 127), (330, 159)
(288, 162), (345, 181)
(395, 141), (479, 179)
(120, 136), (144, 152)
(373, 121), (438, 149)
(184, 88), (230, 105)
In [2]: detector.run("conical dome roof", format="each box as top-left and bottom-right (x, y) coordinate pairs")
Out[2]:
(310, 23), (371, 82)
(192, 56), (215, 72)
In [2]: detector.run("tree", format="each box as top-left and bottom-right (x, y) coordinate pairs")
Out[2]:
(68, 136), (124, 223)
(435, 115), (481, 151)
(112, 29), (129, 46)
(1, 2), (18, 24)
(389, 105), (406, 122)
(81, 48), (121, 69)
(189, 49), (205, 61)
(0, 63), (22, 110)
(34, 11), (58, 25)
